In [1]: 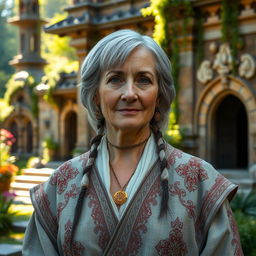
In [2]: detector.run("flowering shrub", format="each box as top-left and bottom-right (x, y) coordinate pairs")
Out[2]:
(0, 129), (16, 166)
(0, 129), (18, 192)
(0, 164), (18, 182)
(0, 191), (16, 235)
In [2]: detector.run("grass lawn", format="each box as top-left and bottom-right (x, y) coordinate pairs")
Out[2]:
(0, 232), (24, 244)
(10, 204), (34, 222)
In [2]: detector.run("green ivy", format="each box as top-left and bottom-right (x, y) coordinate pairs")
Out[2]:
(220, 0), (240, 74)
(142, 0), (193, 142)
(3, 73), (39, 119)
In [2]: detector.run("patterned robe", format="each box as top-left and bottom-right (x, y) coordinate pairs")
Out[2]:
(22, 144), (243, 255)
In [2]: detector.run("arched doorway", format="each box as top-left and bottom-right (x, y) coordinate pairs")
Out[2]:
(213, 95), (248, 169)
(26, 121), (33, 153)
(10, 121), (18, 153)
(64, 111), (77, 159)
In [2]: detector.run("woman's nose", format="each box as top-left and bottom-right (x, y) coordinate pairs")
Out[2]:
(121, 81), (138, 102)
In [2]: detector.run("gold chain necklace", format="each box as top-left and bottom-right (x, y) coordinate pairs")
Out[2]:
(109, 163), (136, 206)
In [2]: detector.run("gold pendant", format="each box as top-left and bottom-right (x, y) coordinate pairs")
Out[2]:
(113, 190), (128, 205)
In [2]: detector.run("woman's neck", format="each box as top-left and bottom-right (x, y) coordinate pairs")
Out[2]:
(106, 128), (151, 164)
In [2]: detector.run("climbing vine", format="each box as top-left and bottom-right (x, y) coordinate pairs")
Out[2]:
(220, 0), (240, 74)
(142, 0), (193, 147)
(143, 0), (241, 147)
(3, 72), (39, 118)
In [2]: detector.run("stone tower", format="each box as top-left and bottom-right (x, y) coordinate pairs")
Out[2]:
(8, 0), (46, 81)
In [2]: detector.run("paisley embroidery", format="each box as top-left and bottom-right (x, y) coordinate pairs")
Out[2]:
(124, 178), (161, 255)
(155, 217), (188, 256)
(57, 184), (80, 219)
(50, 161), (79, 194)
(62, 219), (85, 256)
(169, 181), (196, 220)
(88, 183), (110, 250)
(33, 183), (58, 235)
(227, 207), (243, 256)
(167, 148), (183, 166)
(195, 175), (232, 247)
(175, 157), (208, 192)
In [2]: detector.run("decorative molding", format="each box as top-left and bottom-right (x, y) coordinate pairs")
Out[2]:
(212, 44), (232, 77)
(239, 54), (256, 79)
(197, 44), (256, 84)
(197, 60), (213, 84)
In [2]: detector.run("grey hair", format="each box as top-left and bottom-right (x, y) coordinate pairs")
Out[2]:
(80, 29), (175, 132)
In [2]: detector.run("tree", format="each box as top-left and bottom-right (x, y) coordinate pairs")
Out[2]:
(0, 0), (17, 97)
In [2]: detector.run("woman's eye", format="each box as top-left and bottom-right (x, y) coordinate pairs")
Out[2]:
(108, 76), (123, 84)
(137, 76), (152, 85)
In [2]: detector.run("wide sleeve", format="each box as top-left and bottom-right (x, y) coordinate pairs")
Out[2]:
(200, 200), (243, 256)
(22, 212), (60, 256)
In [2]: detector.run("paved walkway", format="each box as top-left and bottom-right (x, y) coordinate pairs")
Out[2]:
(0, 244), (22, 256)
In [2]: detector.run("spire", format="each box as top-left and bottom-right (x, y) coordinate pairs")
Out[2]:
(8, 0), (46, 81)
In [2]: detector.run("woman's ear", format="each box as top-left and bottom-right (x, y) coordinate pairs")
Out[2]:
(156, 97), (160, 107)
(93, 91), (100, 106)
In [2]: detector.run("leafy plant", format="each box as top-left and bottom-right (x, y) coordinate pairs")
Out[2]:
(43, 137), (59, 150)
(233, 211), (256, 256)
(231, 192), (256, 217)
(0, 191), (16, 236)
(42, 137), (59, 162)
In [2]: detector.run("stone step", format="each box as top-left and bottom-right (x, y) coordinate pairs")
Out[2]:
(14, 175), (49, 184)
(11, 167), (54, 204)
(14, 196), (32, 205)
(0, 244), (22, 256)
(10, 182), (37, 191)
(12, 221), (29, 233)
(23, 168), (54, 177)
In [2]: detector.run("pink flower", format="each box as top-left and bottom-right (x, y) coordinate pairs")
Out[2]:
(3, 191), (16, 199)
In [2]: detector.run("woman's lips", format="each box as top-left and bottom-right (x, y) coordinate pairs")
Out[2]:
(117, 109), (141, 115)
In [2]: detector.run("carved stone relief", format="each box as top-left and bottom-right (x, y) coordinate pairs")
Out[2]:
(239, 54), (256, 79)
(197, 43), (256, 84)
(197, 60), (213, 84)
(212, 44), (233, 76)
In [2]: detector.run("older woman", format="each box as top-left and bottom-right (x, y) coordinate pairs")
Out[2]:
(23, 29), (243, 255)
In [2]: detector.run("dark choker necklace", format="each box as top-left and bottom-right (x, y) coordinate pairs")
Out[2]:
(106, 135), (150, 150)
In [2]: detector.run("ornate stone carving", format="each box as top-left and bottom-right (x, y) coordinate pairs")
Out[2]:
(197, 43), (255, 85)
(239, 53), (256, 79)
(197, 60), (213, 84)
(209, 42), (218, 54)
(213, 43), (233, 76)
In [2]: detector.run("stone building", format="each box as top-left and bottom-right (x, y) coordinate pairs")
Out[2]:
(4, 0), (46, 156)
(4, 0), (256, 175)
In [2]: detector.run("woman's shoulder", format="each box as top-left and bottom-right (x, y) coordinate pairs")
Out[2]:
(164, 142), (237, 200)
(164, 142), (216, 174)
(55, 151), (90, 175)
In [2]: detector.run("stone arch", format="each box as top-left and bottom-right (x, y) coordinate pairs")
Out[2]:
(4, 106), (38, 155)
(194, 75), (256, 167)
(60, 100), (78, 159)
(9, 120), (18, 153)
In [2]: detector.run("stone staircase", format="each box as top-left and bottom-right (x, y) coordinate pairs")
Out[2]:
(10, 161), (63, 204)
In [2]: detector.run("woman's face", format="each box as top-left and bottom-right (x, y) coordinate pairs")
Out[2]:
(96, 47), (159, 135)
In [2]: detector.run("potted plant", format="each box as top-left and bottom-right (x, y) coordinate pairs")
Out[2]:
(0, 129), (18, 192)
(42, 137), (59, 162)
(0, 164), (18, 192)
